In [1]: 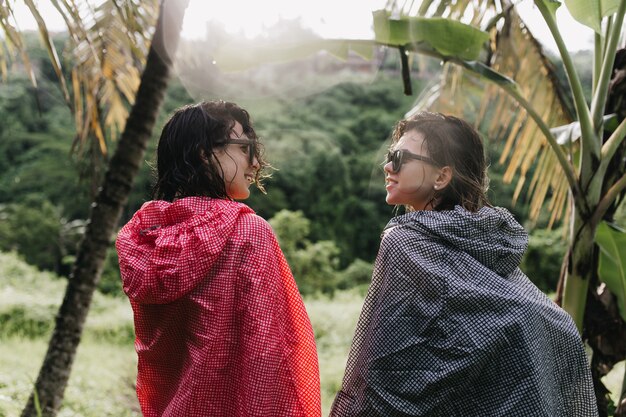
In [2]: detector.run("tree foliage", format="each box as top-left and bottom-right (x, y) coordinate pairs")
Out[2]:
(1, 52), (564, 295)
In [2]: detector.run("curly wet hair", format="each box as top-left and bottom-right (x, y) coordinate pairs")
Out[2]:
(152, 101), (269, 201)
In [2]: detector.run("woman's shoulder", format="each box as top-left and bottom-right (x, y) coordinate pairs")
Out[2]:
(240, 212), (272, 230)
(381, 220), (446, 255)
(232, 207), (276, 240)
(378, 225), (452, 282)
(185, 199), (274, 243)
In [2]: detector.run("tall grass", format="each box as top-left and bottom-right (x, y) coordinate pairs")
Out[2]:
(306, 288), (367, 414)
(0, 338), (139, 417)
(0, 252), (139, 416)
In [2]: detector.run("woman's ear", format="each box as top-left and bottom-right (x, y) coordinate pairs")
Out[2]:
(434, 166), (453, 190)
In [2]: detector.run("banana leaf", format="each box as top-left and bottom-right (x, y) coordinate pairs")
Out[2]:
(563, 0), (622, 34)
(596, 221), (626, 321)
(372, 10), (489, 61)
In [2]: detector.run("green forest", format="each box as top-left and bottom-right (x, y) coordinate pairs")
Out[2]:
(0, 33), (585, 298)
(1, 24), (625, 415)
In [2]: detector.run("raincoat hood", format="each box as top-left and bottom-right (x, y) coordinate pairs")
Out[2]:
(386, 205), (528, 277)
(116, 197), (253, 304)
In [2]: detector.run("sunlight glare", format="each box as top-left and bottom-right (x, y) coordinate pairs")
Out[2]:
(181, 0), (387, 40)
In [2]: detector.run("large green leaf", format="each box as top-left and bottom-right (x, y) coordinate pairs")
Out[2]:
(399, 40), (516, 88)
(596, 221), (626, 321)
(535, 0), (562, 17)
(372, 10), (489, 61)
(563, 0), (622, 33)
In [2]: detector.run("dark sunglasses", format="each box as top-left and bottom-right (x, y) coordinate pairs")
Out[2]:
(386, 149), (438, 173)
(226, 138), (257, 165)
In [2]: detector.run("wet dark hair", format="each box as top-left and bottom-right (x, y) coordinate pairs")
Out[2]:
(391, 111), (490, 212)
(152, 100), (268, 201)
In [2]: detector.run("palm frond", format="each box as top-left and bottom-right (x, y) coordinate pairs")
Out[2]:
(0, 1), (38, 87)
(1, 0), (159, 187)
(69, 0), (159, 154)
(23, 0), (72, 105)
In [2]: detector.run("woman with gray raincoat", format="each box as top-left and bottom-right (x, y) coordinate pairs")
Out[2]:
(330, 112), (598, 417)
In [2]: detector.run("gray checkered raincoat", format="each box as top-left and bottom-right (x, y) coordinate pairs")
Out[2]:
(330, 206), (597, 416)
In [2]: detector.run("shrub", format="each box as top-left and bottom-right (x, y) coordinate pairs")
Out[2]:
(336, 259), (373, 290)
(270, 209), (343, 295)
(0, 251), (134, 344)
(520, 228), (567, 292)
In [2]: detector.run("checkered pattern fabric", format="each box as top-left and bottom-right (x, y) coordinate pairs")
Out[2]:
(330, 206), (597, 417)
(116, 197), (321, 417)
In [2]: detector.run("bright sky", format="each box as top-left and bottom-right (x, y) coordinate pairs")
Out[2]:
(12, 0), (595, 53)
(181, 0), (595, 52)
(181, 0), (386, 39)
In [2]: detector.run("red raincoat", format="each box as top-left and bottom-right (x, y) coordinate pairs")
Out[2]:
(116, 197), (321, 417)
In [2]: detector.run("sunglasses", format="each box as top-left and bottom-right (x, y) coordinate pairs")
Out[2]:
(226, 138), (257, 165)
(386, 149), (438, 173)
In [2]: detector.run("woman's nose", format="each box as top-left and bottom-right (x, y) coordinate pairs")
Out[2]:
(383, 160), (393, 173)
(251, 155), (260, 169)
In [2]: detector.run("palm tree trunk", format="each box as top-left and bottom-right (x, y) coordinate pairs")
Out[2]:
(21, 1), (189, 415)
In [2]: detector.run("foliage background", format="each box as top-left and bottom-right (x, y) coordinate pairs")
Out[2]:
(2, 29), (624, 415)
(0, 31), (582, 295)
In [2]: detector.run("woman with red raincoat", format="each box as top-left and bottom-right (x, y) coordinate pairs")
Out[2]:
(116, 101), (321, 417)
